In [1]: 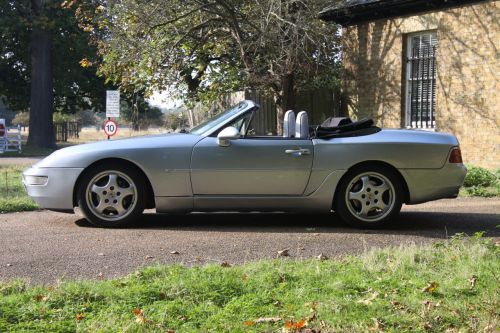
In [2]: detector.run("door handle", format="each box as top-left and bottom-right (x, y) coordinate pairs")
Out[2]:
(285, 148), (311, 156)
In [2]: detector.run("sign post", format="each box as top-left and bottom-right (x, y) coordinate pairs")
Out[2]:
(105, 90), (120, 139)
(0, 119), (5, 153)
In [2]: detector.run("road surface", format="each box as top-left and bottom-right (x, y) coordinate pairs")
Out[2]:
(0, 197), (498, 284)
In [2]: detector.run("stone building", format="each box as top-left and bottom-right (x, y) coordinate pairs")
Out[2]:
(320, 0), (499, 169)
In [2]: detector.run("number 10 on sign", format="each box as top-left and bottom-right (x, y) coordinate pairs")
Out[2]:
(104, 119), (118, 139)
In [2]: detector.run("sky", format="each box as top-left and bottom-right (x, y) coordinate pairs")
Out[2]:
(147, 91), (182, 110)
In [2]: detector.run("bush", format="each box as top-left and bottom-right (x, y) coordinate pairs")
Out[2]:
(75, 110), (97, 126)
(463, 165), (497, 187)
(11, 112), (29, 126)
(52, 112), (72, 123)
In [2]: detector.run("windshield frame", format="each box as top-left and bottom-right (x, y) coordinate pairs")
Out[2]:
(189, 100), (258, 137)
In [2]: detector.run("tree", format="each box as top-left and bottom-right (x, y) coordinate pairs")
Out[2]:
(79, 0), (339, 134)
(119, 93), (164, 130)
(0, 0), (118, 147)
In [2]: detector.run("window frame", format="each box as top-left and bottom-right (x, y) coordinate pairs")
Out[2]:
(404, 30), (438, 130)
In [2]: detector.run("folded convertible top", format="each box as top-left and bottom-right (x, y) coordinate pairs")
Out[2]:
(311, 117), (381, 139)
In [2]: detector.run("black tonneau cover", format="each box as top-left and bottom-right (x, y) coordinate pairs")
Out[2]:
(311, 117), (381, 139)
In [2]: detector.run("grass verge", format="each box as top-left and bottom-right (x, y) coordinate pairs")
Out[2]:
(0, 145), (56, 157)
(0, 165), (38, 213)
(0, 236), (498, 332)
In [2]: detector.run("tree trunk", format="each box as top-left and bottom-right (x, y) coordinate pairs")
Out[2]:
(274, 73), (295, 136)
(186, 109), (195, 128)
(27, 1), (55, 148)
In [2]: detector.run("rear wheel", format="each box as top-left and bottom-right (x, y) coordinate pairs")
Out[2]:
(335, 165), (403, 228)
(77, 163), (146, 227)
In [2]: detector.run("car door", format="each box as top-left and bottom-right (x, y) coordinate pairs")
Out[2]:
(190, 137), (313, 195)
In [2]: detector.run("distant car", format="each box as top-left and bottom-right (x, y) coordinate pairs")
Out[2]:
(23, 101), (466, 228)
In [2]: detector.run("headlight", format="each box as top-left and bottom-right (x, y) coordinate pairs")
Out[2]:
(23, 175), (48, 186)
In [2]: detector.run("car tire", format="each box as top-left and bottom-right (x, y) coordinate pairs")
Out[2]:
(77, 163), (146, 227)
(334, 165), (403, 228)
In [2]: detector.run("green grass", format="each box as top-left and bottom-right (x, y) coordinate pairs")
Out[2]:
(1, 145), (57, 157)
(0, 237), (498, 332)
(0, 165), (39, 213)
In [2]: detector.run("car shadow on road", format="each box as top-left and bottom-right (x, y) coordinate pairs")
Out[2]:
(75, 211), (500, 238)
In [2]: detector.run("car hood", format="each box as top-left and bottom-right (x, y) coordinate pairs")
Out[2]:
(34, 133), (203, 168)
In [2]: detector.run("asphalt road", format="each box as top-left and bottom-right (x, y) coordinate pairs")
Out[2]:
(0, 197), (498, 284)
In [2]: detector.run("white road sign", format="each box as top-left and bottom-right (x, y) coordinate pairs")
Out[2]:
(0, 119), (5, 137)
(106, 90), (120, 117)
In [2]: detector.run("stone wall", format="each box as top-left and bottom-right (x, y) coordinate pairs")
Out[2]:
(342, 0), (499, 169)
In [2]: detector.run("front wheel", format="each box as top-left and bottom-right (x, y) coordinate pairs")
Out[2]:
(334, 165), (403, 228)
(77, 163), (146, 227)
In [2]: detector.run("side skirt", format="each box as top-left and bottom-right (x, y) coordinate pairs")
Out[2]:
(155, 170), (344, 214)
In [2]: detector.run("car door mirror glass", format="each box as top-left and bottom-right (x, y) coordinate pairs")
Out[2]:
(217, 126), (240, 147)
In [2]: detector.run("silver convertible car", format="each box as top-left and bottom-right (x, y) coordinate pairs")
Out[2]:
(24, 100), (466, 228)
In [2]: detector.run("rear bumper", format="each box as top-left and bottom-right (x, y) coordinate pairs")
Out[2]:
(401, 163), (467, 204)
(23, 167), (84, 211)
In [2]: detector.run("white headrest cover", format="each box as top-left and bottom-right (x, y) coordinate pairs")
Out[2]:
(296, 111), (309, 139)
(283, 110), (295, 138)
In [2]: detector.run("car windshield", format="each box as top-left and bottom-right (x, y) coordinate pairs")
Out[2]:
(189, 102), (248, 135)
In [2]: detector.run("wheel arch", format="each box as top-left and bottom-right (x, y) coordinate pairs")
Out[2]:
(72, 158), (156, 209)
(332, 160), (410, 209)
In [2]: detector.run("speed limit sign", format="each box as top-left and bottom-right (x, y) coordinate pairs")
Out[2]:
(103, 119), (118, 138)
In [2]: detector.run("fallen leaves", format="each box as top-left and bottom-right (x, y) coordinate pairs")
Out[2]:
(79, 58), (93, 68)
(243, 317), (282, 327)
(422, 281), (439, 293)
(368, 318), (384, 332)
(243, 315), (315, 332)
(316, 253), (328, 261)
(277, 249), (290, 257)
(34, 295), (48, 302)
(132, 308), (146, 325)
(357, 291), (380, 305)
(469, 275), (478, 289)
(256, 317), (282, 323)
(284, 319), (307, 331)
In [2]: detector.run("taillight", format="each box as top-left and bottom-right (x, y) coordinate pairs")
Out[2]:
(449, 147), (463, 163)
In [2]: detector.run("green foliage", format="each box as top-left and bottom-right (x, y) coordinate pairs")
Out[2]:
(11, 112), (29, 126)
(78, 0), (341, 109)
(464, 166), (498, 187)
(460, 165), (499, 197)
(119, 94), (164, 130)
(0, 0), (117, 114)
(0, 166), (38, 213)
(52, 112), (72, 123)
(75, 110), (98, 127)
(165, 112), (189, 131)
(463, 186), (499, 198)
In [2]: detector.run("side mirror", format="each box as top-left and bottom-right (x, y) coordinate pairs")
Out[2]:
(217, 126), (240, 147)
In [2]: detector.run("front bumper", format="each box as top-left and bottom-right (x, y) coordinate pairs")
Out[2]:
(401, 163), (467, 204)
(23, 167), (84, 211)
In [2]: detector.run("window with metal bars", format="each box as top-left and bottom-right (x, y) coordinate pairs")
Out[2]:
(405, 32), (437, 129)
